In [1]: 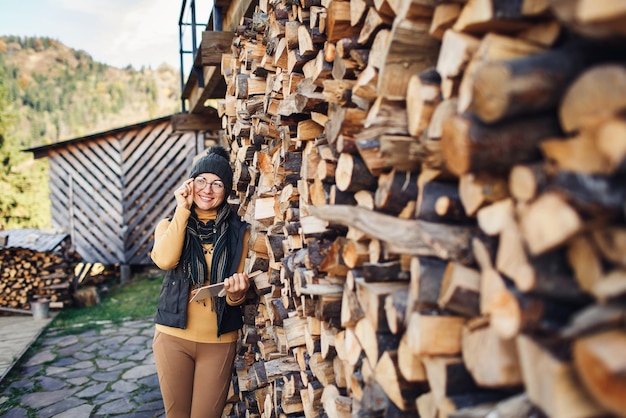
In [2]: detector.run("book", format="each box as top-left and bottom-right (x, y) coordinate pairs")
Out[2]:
(189, 270), (263, 303)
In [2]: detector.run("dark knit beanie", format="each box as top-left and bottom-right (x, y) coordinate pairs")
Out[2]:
(189, 145), (233, 193)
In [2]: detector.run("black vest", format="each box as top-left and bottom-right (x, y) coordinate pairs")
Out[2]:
(154, 212), (249, 337)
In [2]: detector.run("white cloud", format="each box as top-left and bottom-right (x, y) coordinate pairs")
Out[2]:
(106, 0), (182, 69)
(3, 0), (182, 69)
(0, 0), (218, 69)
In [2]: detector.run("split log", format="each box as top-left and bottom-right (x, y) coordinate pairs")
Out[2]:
(436, 30), (480, 81)
(352, 65), (379, 106)
(462, 322), (523, 388)
(416, 179), (470, 224)
(358, 7), (394, 45)
(405, 312), (465, 356)
(408, 255), (447, 313)
(470, 44), (592, 124)
(441, 112), (561, 176)
(518, 191), (583, 255)
(385, 287), (409, 334)
(321, 385), (352, 418)
(377, 18), (440, 99)
(335, 153), (378, 192)
(422, 355), (480, 407)
(427, 98), (458, 140)
(476, 198), (514, 237)
(390, 0), (436, 21)
(375, 350), (427, 411)
(508, 162), (549, 203)
(559, 64), (626, 134)
(327, 0), (361, 42)
(354, 138), (389, 177)
(453, 0), (544, 34)
(516, 334), (606, 418)
(457, 33), (547, 113)
(309, 352), (336, 386)
(201, 32), (237, 65)
(566, 234), (604, 294)
(378, 134), (431, 173)
(309, 205), (477, 264)
(458, 172), (509, 216)
(363, 96), (409, 133)
(547, 0), (626, 39)
(341, 239), (369, 269)
(356, 279), (407, 332)
(540, 132), (613, 176)
(573, 329), (626, 417)
(341, 281), (366, 328)
(283, 316), (308, 349)
(406, 67), (442, 138)
(517, 19), (562, 47)
(594, 116), (626, 174)
(429, 3), (462, 39)
(490, 286), (585, 340)
(397, 334), (427, 383)
(496, 219), (588, 300)
(375, 170), (419, 216)
(438, 261), (480, 317)
(354, 317), (401, 367)
(298, 25), (326, 56)
(319, 237), (350, 277)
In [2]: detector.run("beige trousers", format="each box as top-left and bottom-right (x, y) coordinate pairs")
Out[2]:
(153, 329), (237, 418)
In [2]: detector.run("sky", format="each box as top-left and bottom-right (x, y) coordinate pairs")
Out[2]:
(0, 0), (212, 70)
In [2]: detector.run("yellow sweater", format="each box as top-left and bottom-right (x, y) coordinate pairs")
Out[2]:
(151, 206), (249, 343)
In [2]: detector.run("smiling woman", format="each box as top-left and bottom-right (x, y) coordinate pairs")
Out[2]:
(149, 145), (252, 418)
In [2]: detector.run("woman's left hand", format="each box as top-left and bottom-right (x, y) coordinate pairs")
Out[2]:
(223, 272), (249, 301)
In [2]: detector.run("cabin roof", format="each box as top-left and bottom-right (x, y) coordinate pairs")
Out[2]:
(25, 115), (173, 158)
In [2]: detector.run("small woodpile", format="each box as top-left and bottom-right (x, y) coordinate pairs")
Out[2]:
(0, 230), (80, 312)
(210, 0), (626, 417)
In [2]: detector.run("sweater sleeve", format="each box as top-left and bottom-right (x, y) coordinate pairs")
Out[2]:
(151, 206), (191, 270)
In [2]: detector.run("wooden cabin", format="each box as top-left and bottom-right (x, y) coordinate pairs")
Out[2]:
(27, 116), (219, 266)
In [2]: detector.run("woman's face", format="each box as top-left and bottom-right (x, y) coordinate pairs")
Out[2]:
(192, 172), (226, 211)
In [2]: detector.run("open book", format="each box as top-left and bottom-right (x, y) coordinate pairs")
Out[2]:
(189, 270), (263, 303)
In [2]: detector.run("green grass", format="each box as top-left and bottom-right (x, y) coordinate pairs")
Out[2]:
(50, 271), (163, 333)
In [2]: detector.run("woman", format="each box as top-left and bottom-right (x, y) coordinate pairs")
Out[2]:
(151, 145), (250, 418)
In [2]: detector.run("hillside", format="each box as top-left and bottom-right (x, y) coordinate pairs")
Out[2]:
(0, 36), (181, 229)
(0, 35), (180, 148)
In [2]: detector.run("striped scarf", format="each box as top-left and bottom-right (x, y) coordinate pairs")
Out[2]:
(183, 205), (231, 293)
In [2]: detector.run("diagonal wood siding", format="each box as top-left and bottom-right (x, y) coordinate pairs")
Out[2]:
(121, 121), (197, 265)
(49, 138), (125, 264)
(46, 118), (199, 265)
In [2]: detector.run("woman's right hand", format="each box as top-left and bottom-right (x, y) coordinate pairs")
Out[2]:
(174, 178), (194, 209)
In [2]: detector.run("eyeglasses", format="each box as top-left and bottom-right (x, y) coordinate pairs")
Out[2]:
(193, 177), (225, 193)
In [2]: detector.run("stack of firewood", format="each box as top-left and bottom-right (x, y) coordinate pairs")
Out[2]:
(0, 244), (77, 311)
(212, 0), (626, 417)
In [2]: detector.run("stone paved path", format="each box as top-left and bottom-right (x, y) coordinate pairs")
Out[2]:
(0, 315), (54, 383)
(0, 318), (165, 417)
